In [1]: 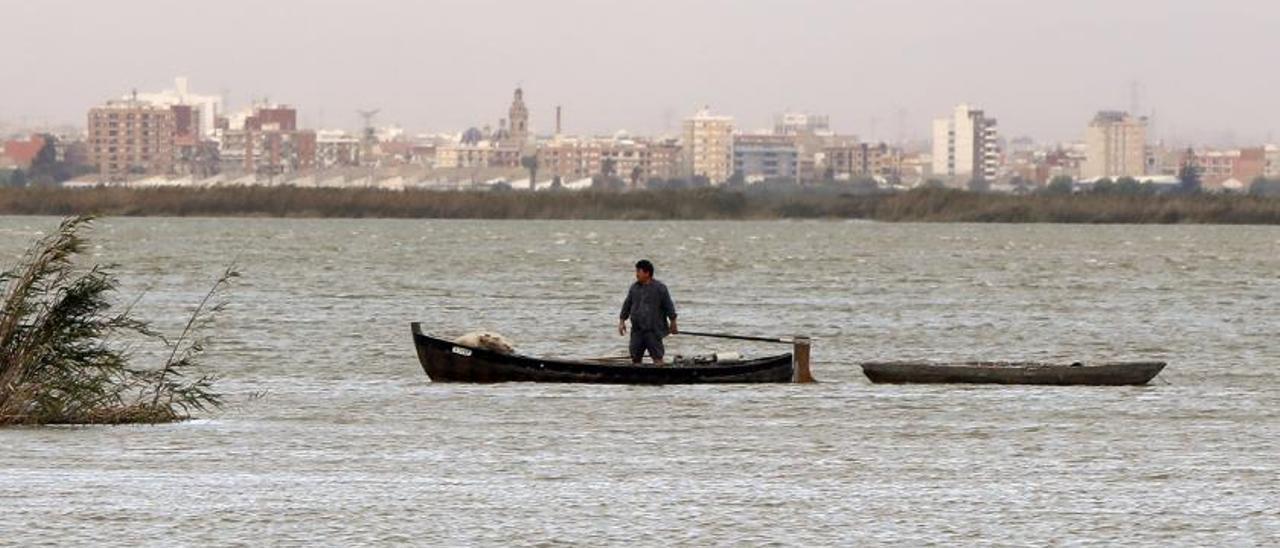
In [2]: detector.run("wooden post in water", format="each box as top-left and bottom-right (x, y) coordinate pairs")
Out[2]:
(792, 335), (814, 383)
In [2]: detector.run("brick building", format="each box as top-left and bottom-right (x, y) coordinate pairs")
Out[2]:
(2, 134), (47, 168)
(218, 105), (315, 174)
(87, 99), (176, 180)
(538, 137), (681, 183)
(824, 141), (901, 182)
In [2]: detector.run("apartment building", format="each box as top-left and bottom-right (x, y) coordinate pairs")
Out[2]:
(87, 99), (176, 179)
(217, 105), (315, 174)
(733, 134), (798, 182)
(1083, 111), (1147, 179)
(682, 107), (734, 184)
(931, 104), (999, 184)
(538, 137), (681, 183)
(824, 141), (901, 181)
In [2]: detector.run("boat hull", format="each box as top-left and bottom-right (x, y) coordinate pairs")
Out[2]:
(860, 361), (1166, 386)
(413, 323), (795, 384)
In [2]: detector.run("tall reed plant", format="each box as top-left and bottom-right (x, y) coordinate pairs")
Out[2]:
(0, 216), (232, 425)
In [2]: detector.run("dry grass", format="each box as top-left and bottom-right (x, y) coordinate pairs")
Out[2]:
(2, 186), (1279, 224)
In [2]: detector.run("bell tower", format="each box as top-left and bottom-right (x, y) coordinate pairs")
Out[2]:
(508, 87), (529, 145)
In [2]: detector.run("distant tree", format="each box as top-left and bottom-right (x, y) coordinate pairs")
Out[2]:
(1250, 177), (1280, 197)
(1178, 149), (1202, 194)
(689, 175), (711, 188)
(1113, 176), (1149, 195)
(629, 166), (643, 189)
(966, 177), (991, 193)
(11, 169), (27, 188)
(591, 174), (625, 190)
(551, 175), (563, 190)
(490, 181), (513, 192)
(601, 157), (617, 179)
(27, 135), (67, 185)
(850, 177), (880, 193)
(1091, 177), (1116, 193)
(1044, 175), (1074, 195)
(657, 178), (689, 190)
(520, 155), (538, 190)
(1, 169), (21, 187)
(726, 170), (745, 188)
(920, 178), (946, 190)
(1009, 176), (1034, 194)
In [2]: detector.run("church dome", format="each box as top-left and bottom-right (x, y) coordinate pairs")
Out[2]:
(461, 127), (484, 144)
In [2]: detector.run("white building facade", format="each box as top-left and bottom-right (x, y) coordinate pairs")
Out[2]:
(931, 104), (999, 183)
(682, 107), (734, 184)
(129, 77), (223, 139)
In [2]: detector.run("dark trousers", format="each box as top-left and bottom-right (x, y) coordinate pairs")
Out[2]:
(629, 330), (665, 363)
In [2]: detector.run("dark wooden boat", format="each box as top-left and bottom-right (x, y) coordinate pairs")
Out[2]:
(412, 323), (795, 384)
(859, 360), (1166, 386)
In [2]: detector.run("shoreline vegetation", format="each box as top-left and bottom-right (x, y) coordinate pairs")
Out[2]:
(2, 186), (1280, 224)
(0, 217), (232, 426)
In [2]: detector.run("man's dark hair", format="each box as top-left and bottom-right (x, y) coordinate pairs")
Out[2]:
(635, 259), (654, 275)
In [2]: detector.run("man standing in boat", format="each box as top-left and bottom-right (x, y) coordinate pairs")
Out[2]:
(618, 259), (678, 365)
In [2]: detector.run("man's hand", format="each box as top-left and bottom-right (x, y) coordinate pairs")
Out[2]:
(668, 318), (678, 335)
(618, 320), (627, 336)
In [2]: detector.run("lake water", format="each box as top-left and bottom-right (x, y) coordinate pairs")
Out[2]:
(1, 217), (1277, 545)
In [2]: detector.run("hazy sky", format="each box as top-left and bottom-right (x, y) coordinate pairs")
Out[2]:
(3, 0), (1277, 144)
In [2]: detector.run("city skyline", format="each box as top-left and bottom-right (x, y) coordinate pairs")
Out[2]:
(2, 0), (1277, 145)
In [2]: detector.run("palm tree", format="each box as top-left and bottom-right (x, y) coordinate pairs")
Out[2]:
(520, 155), (539, 190)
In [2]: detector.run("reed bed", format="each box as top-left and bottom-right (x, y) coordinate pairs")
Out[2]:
(2, 186), (1279, 224)
(0, 217), (231, 425)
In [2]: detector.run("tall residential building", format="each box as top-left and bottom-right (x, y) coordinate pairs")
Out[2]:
(682, 107), (734, 184)
(1265, 145), (1279, 178)
(1083, 111), (1147, 179)
(733, 134), (798, 182)
(773, 111), (833, 183)
(931, 104), (999, 183)
(87, 98), (176, 180)
(130, 77), (223, 138)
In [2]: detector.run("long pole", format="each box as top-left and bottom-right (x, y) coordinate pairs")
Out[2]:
(676, 330), (793, 345)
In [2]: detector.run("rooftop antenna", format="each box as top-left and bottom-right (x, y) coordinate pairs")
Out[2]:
(895, 107), (907, 145)
(1129, 80), (1141, 115)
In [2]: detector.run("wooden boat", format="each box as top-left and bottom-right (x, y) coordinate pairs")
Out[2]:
(411, 323), (795, 384)
(859, 360), (1166, 386)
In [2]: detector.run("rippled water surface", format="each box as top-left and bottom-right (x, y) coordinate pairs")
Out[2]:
(2, 217), (1277, 545)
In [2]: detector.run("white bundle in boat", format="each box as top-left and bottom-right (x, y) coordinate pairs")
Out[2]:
(454, 331), (515, 355)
